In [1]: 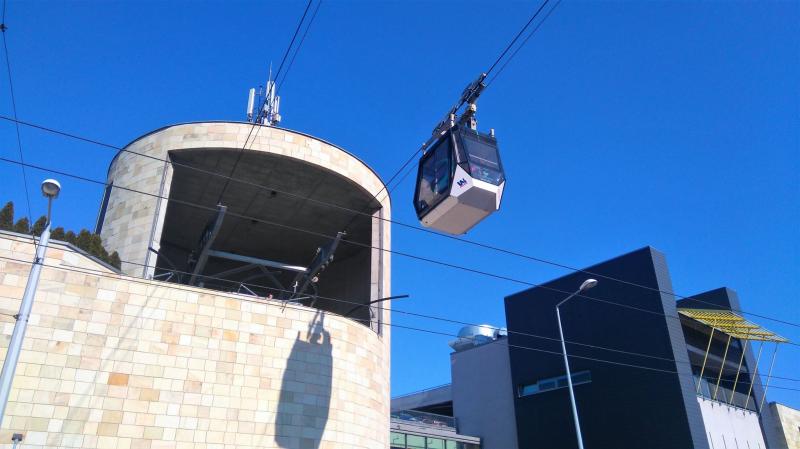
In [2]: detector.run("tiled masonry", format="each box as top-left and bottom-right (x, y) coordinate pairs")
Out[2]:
(100, 122), (392, 279)
(0, 233), (390, 449)
(769, 402), (800, 449)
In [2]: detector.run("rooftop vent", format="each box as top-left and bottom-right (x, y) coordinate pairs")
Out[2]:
(448, 324), (506, 352)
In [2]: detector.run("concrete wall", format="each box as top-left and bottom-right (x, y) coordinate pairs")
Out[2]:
(767, 403), (800, 449)
(0, 233), (390, 449)
(697, 397), (767, 449)
(450, 340), (518, 449)
(99, 122), (391, 283)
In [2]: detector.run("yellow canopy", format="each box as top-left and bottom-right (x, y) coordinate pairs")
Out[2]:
(678, 308), (788, 343)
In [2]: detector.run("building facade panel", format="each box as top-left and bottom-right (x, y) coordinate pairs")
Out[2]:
(503, 247), (707, 449)
(0, 234), (389, 449)
(768, 403), (800, 449)
(450, 340), (517, 449)
(697, 397), (766, 449)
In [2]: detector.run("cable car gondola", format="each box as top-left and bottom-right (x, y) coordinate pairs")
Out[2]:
(412, 74), (505, 235)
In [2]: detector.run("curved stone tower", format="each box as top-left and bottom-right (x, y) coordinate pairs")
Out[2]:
(92, 122), (391, 449)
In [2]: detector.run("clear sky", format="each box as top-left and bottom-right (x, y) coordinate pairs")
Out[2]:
(0, 1), (797, 406)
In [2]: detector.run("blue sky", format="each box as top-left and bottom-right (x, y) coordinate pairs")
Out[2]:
(0, 1), (797, 406)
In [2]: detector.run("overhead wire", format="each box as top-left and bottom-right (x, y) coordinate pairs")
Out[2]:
(215, 0), (314, 204)
(1, 0), (794, 414)
(338, 1), (560, 229)
(0, 249), (798, 392)
(485, 0), (563, 88)
(484, 0), (552, 77)
(3, 154), (800, 338)
(0, 2), (794, 329)
(0, 0), (34, 241)
(373, 0), (563, 204)
(277, 0), (323, 91)
(0, 121), (795, 328)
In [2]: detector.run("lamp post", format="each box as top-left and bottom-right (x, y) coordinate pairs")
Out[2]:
(556, 278), (598, 449)
(0, 179), (61, 426)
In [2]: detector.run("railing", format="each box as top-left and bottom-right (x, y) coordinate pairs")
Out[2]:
(392, 383), (451, 400)
(391, 409), (457, 431)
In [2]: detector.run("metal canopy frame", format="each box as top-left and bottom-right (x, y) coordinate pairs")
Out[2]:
(182, 205), (346, 311)
(679, 308), (789, 412)
(678, 309), (787, 343)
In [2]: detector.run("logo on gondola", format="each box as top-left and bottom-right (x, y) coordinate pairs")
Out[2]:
(456, 178), (468, 187)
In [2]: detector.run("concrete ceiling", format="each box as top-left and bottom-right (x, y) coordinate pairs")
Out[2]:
(156, 148), (381, 291)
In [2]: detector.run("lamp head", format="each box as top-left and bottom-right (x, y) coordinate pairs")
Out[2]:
(41, 179), (61, 199)
(579, 278), (598, 292)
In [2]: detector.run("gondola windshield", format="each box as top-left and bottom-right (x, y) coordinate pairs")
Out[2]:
(459, 129), (504, 186)
(415, 133), (454, 217)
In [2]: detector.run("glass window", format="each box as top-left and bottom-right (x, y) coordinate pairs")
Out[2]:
(390, 432), (406, 448)
(415, 134), (453, 216)
(539, 380), (556, 391)
(445, 441), (458, 449)
(94, 182), (113, 234)
(519, 371), (592, 397)
(460, 130), (504, 186)
(573, 371), (592, 385)
(519, 384), (538, 396)
(427, 438), (445, 449)
(407, 435), (426, 449)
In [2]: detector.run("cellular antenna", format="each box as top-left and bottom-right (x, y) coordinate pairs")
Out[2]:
(247, 65), (282, 126)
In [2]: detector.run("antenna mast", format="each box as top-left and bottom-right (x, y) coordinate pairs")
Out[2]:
(247, 66), (282, 126)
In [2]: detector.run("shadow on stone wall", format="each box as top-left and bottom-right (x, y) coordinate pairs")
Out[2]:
(275, 310), (333, 449)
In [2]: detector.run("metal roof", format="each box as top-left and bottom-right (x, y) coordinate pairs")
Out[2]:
(678, 308), (788, 343)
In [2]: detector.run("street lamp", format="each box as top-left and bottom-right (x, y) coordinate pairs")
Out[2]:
(556, 278), (598, 449)
(0, 179), (61, 426)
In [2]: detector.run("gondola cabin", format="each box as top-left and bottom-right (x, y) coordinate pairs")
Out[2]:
(413, 125), (505, 234)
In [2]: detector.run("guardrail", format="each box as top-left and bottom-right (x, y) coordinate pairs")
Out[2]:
(391, 409), (457, 430)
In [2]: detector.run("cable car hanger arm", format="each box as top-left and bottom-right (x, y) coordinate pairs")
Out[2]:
(421, 73), (488, 154)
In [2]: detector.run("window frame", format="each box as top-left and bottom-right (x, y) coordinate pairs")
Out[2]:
(518, 370), (592, 398)
(413, 132), (456, 218)
(455, 127), (505, 186)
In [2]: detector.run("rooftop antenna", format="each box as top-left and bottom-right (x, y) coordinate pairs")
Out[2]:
(247, 63), (282, 126)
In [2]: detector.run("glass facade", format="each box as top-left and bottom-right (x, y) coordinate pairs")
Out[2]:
(518, 370), (592, 397)
(390, 431), (479, 449)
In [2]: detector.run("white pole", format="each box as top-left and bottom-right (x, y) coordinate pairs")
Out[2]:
(0, 223), (51, 426)
(557, 294), (585, 449)
(758, 343), (780, 413)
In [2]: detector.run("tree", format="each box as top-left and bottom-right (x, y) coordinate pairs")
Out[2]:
(13, 217), (30, 234)
(0, 202), (13, 230)
(76, 229), (92, 252)
(2, 198), (121, 270)
(89, 234), (109, 262)
(51, 227), (66, 241)
(31, 216), (48, 236)
(109, 251), (121, 269)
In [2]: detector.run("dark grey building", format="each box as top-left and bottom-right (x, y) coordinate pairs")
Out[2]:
(395, 247), (792, 449)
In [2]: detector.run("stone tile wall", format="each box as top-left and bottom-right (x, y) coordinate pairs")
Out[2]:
(100, 123), (391, 280)
(769, 402), (800, 449)
(0, 234), (390, 449)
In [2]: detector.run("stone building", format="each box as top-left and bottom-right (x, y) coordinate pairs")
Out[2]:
(767, 402), (800, 449)
(0, 121), (392, 449)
